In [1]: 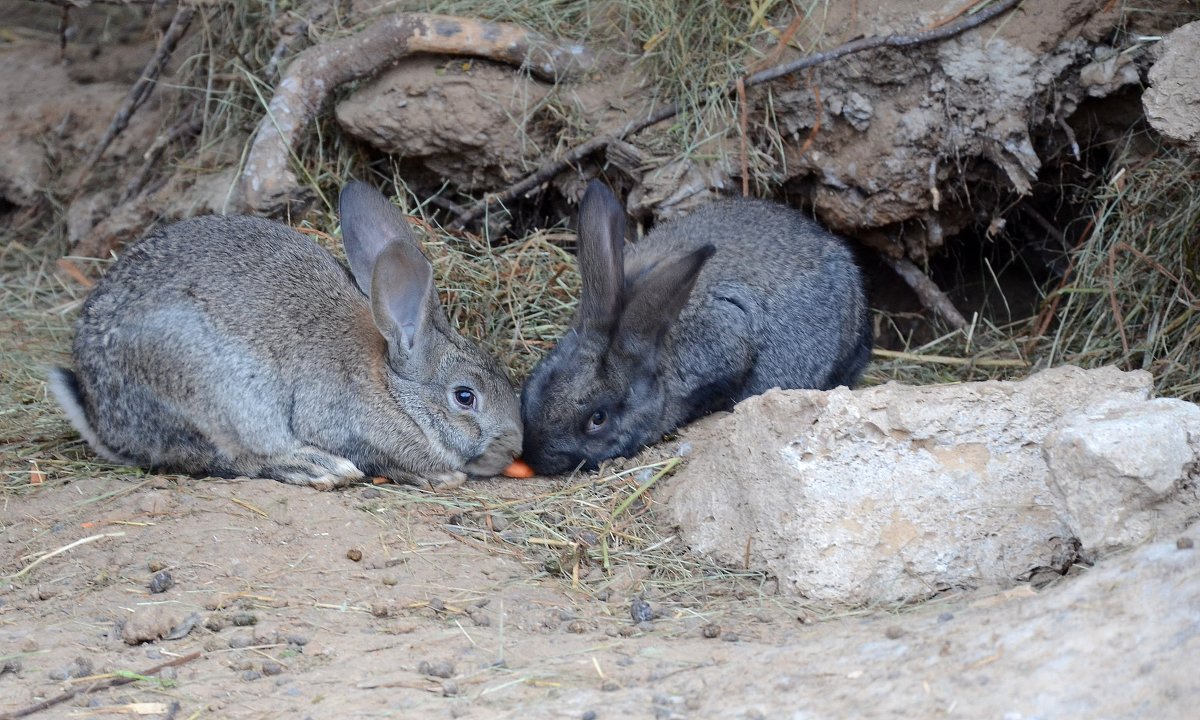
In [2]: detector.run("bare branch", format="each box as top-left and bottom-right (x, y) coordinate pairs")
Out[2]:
(449, 0), (1021, 230)
(882, 255), (969, 331)
(236, 13), (593, 214)
(69, 5), (195, 196)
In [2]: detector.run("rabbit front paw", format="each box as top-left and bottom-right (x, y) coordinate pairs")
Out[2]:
(420, 470), (468, 491)
(267, 447), (366, 490)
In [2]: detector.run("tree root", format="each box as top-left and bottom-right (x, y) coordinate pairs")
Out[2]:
(882, 255), (969, 331)
(448, 0), (1021, 230)
(235, 13), (593, 215)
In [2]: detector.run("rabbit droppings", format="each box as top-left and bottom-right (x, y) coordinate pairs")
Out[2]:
(50, 182), (522, 490)
(520, 181), (871, 475)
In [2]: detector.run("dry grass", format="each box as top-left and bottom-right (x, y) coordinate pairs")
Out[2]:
(1033, 139), (1200, 401)
(4, 2), (1196, 611)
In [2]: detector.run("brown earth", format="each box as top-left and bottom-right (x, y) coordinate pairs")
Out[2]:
(3, 2), (1199, 719)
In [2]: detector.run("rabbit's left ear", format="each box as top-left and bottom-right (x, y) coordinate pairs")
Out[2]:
(576, 181), (626, 329)
(339, 181), (418, 297)
(614, 244), (715, 358)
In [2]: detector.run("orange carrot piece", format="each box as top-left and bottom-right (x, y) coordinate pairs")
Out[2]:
(501, 459), (535, 479)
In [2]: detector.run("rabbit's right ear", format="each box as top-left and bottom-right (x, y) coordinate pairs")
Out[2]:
(339, 181), (418, 297)
(576, 181), (626, 327)
(370, 240), (435, 358)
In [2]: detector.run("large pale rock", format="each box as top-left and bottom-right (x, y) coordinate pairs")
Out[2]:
(665, 366), (1167, 604)
(1144, 21), (1200, 154)
(1045, 398), (1200, 550)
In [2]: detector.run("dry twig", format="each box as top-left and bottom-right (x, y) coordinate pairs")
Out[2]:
(237, 13), (594, 214)
(68, 5), (196, 197)
(0, 652), (201, 720)
(449, 0), (1021, 230)
(882, 255), (970, 331)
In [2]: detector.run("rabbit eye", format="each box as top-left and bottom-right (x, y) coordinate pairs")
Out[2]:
(452, 386), (478, 410)
(584, 409), (608, 434)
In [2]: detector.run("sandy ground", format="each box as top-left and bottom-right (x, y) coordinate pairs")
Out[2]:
(3, 470), (1198, 719)
(3, 3), (1198, 718)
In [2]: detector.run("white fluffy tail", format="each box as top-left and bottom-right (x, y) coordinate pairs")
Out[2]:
(47, 367), (134, 464)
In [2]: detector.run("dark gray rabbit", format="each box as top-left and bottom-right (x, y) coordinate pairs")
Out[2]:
(520, 181), (871, 474)
(50, 181), (522, 490)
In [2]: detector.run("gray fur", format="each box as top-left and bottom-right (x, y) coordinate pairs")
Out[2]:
(51, 181), (522, 490)
(520, 181), (871, 474)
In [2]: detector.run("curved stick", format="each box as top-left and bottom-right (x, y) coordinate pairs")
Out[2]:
(237, 13), (592, 214)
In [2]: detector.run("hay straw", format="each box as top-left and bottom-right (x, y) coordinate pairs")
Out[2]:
(1035, 139), (1200, 400)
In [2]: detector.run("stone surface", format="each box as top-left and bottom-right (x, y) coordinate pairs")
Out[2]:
(664, 365), (1188, 604)
(1045, 398), (1200, 550)
(549, 522), (1200, 719)
(122, 605), (187, 645)
(1144, 21), (1200, 154)
(335, 57), (552, 192)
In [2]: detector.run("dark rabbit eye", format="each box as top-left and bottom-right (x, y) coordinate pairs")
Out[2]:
(584, 409), (608, 434)
(452, 387), (477, 409)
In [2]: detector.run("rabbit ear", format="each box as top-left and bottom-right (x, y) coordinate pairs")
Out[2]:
(339, 181), (418, 297)
(576, 181), (626, 327)
(370, 240), (436, 356)
(615, 244), (715, 358)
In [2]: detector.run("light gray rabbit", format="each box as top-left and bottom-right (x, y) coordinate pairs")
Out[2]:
(50, 181), (522, 490)
(520, 181), (871, 474)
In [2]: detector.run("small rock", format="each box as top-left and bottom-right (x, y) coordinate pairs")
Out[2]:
(1178, 537), (1195, 550)
(48, 656), (93, 681)
(636, 620), (655, 633)
(160, 667), (178, 681)
(567, 620), (587, 634)
(937, 612), (955, 623)
(470, 613), (492, 628)
(242, 670), (263, 681)
(148, 571), (175, 592)
(231, 612), (257, 627)
(147, 559), (167, 573)
(418, 660), (455, 679)
(261, 661), (283, 676)
(630, 597), (654, 623)
(428, 598), (445, 613)
(701, 623), (721, 639)
(204, 616), (226, 632)
(371, 603), (391, 618)
(123, 606), (186, 645)
(601, 680), (620, 692)
(441, 680), (460, 697)
(361, 487), (382, 500)
(884, 625), (905, 639)
(558, 608), (577, 621)
(165, 612), (201, 640)
(582, 712), (598, 720)
(228, 634), (254, 649)
(382, 576), (399, 586)
(286, 633), (309, 647)
(346, 548), (363, 562)
(721, 632), (740, 642)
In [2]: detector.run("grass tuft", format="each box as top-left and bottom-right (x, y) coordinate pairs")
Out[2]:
(1033, 138), (1200, 401)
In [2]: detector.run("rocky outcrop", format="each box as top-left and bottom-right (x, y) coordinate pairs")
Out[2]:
(1143, 21), (1200, 155)
(665, 366), (1199, 604)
